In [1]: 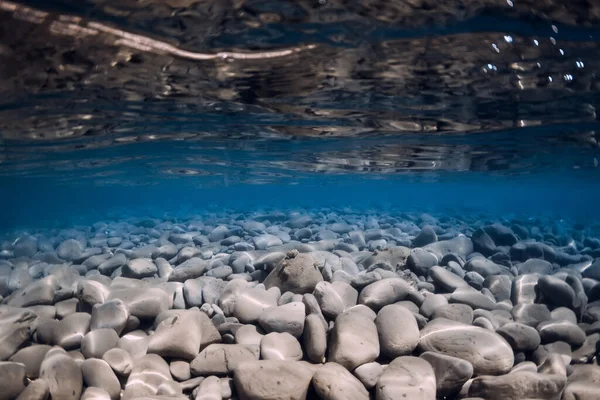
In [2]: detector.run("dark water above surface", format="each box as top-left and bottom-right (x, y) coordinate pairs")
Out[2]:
(1, 0), (600, 230)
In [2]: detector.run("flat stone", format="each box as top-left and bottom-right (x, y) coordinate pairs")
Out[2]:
(420, 351), (473, 397)
(375, 304), (419, 358)
(429, 266), (470, 292)
(108, 288), (170, 319)
(312, 362), (369, 400)
(233, 360), (315, 400)
(375, 356), (436, 400)
(122, 258), (157, 279)
(190, 344), (257, 376)
(418, 318), (514, 375)
(328, 310), (379, 370)
(468, 371), (566, 400)
(258, 302), (305, 338)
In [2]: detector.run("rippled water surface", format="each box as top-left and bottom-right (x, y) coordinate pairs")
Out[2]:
(1, 0), (600, 229)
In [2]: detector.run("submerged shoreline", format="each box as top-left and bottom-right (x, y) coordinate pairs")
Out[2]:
(1, 210), (600, 399)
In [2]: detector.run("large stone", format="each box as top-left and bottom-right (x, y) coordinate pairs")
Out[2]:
(263, 250), (323, 294)
(81, 328), (120, 359)
(15, 379), (49, 400)
(39, 347), (83, 400)
(375, 356), (436, 400)
(81, 359), (121, 400)
(148, 310), (204, 360)
(0, 306), (37, 360)
(429, 266), (470, 292)
(190, 344), (257, 376)
(258, 302), (305, 338)
(108, 288), (170, 319)
(303, 314), (327, 363)
(420, 351), (473, 397)
(0, 361), (27, 400)
(418, 318), (514, 375)
(468, 371), (566, 400)
(496, 322), (541, 351)
(233, 287), (278, 324)
(233, 360), (315, 400)
(358, 278), (411, 311)
(122, 258), (157, 279)
(313, 281), (358, 320)
(122, 354), (172, 399)
(312, 362), (369, 400)
(562, 364), (600, 400)
(9, 344), (51, 379)
(90, 299), (130, 335)
(375, 304), (419, 358)
(260, 332), (303, 361)
(328, 310), (379, 370)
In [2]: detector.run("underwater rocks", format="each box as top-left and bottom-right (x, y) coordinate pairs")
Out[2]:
(0, 209), (599, 399)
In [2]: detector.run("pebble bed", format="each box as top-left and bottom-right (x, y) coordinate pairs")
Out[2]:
(1, 209), (600, 400)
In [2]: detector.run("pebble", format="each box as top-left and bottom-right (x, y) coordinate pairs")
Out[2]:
(233, 360), (315, 400)
(15, 379), (49, 400)
(303, 313), (327, 363)
(9, 344), (51, 379)
(468, 371), (566, 400)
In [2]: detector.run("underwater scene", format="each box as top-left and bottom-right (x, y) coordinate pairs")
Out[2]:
(1, 0), (600, 399)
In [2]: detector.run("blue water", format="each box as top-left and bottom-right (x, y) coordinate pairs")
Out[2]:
(1, 0), (600, 231)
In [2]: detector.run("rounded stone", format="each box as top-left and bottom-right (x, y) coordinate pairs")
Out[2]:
(233, 287), (278, 324)
(375, 304), (419, 358)
(420, 351), (473, 397)
(260, 332), (303, 361)
(147, 310), (205, 360)
(496, 322), (541, 351)
(263, 251), (324, 294)
(190, 344), (257, 376)
(358, 278), (411, 311)
(0, 361), (27, 400)
(258, 301), (305, 338)
(418, 318), (514, 375)
(102, 348), (133, 377)
(39, 347), (83, 400)
(328, 311), (379, 370)
(537, 320), (587, 347)
(90, 299), (130, 335)
(81, 328), (120, 359)
(303, 314), (327, 363)
(81, 359), (121, 400)
(431, 303), (473, 324)
(233, 360), (314, 400)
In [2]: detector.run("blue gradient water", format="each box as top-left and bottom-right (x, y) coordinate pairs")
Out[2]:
(1, 0), (600, 232)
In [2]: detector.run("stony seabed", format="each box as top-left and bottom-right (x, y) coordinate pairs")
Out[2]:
(1, 210), (600, 400)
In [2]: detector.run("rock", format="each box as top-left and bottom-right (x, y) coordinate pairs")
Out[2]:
(233, 360), (314, 400)
(313, 281), (358, 320)
(81, 328), (120, 359)
(518, 258), (553, 275)
(258, 302), (305, 338)
(170, 361), (191, 382)
(81, 387), (112, 400)
(190, 344), (257, 376)
(263, 251), (323, 294)
(57, 239), (84, 261)
(511, 303), (551, 327)
(90, 299), (130, 335)
(81, 359), (121, 400)
(0, 306), (37, 361)
(103, 348), (133, 377)
(472, 228), (496, 256)
(234, 325), (264, 348)
(407, 248), (438, 275)
(0, 361), (27, 400)
(312, 362), (369, 400)
(536, 275), (577, 309)
(429, 266), (470, 292)
(483, 224), (518, 246)
(8, 278), (57, 307)
(122, 258), (157, 279)
(537, 320), (587, 347)
(13, 235), (38, 258)
(423, 235), (473, 259)
(358, 278), (411, 311)
(328, 310), (379, 370)
(353, 362), (384, 389)
(148, 310), (205, 360)
(9, 344), (51, 379)
(467, 371), (566, 400)
(375, 304), (419, 358)
(450, 286), (496, 310)
(122, 354), (172, 399)
(98, 254), (127, 275)
(260, 332), (303, 361)
(303, 314), (327, 363)
(39, 347), (83, 400)
(420, 294), (448, 318)
(168, 258), (207, 282)
(562, 364), (600, 400)
(375, 356), (436, 400)
(233, 287), (278, 324)
(50, 312), (91, 349)
(195, 375), (221, 400)
(108, 288), (170, 319)
(15, 379), (49, 400)
(420, 351), (473, 397)
(431, 303), (473, 324)
(465, 257), (508, 277)
(496, 322), (541, 351)
(418, 318), (514, 375)
(359, 247), (410, 271)
(483, 275), (512, 302)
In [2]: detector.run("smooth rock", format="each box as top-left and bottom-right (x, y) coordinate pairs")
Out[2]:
(233, 360), (314, 400)
(260, 332), (303, 361)
(233, 287), (277, 324)
(303, 314), (327, 363)
(15, 379), (49, 400)
(467, 371), (566, 400)
(375, 356), (436, 400)
(0, 361), (27, 400)
(312, 362), (369, 400)
(420, 351), (473, 397)
(0, 306), (37, 360)
(263, 250), (323, 294)
(108, 288), (170, 319)
(90, 299), (130, 335)
(9, 344), (51, 379)
(81, 358), (121, 400)
(148, 310), (205, 360)
(39, 347), (83, 400)
(496, 322), (541, 351)
(313, 281), (358, 320)
(353, 362), (384, 389)
(375, 304), (419, 358)
(81, 328), (120, 359)
(358, 278), (411, 311)
(103, 347), (133, 377)
(328, 310), (379, 370)
(190, 344), (257, 376)
(258, 302), (305, 338)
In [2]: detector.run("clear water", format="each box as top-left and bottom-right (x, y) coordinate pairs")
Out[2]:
(1, 0), (600, 230)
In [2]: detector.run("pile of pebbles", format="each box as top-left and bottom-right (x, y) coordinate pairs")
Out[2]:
(1, 209), (600, 400)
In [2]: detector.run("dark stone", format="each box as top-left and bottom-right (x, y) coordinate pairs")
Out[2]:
(518, 259), (553, 275)
(407, 248), (438, 276)
(483, 224), (518, 246)
(484, 275), (512, 302)
(413, 225), (438, 248)
(511, 303), (551, 327)
(471, 228), (496, 257)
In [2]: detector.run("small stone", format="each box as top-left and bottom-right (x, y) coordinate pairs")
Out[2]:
(313, 281), (358, 320)
(103, 348), (133, 377)
(170, 361), (191, 381)
(303, 314), (327, 363)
